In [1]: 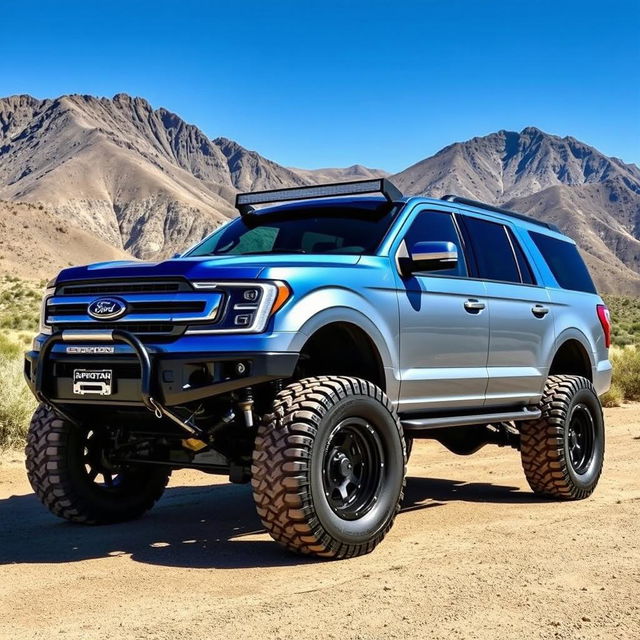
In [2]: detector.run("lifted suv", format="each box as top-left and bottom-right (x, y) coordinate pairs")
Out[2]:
(24, 179), (612, 558)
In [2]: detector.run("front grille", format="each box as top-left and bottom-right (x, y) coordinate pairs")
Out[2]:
(47, 279), (223, 340)
(48, 301), (206, 317)
(57, 279), (191, 295)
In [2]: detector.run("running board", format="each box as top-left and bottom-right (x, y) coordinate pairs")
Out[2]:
(401, 407), (541, 432)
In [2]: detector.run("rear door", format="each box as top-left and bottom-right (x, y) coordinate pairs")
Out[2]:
(393, 207), (489, 413)
(459, 215), (556, 407)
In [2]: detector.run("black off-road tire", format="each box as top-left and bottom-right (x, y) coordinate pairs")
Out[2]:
(252, 376), (406, 559)
(25, 404), (171, 524)
(520, 375), (604, 500)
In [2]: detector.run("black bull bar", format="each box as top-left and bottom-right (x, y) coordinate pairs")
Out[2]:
(34, 330), (206, 438)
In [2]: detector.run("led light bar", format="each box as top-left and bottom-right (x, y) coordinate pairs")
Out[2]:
(235, 178), (403, 214)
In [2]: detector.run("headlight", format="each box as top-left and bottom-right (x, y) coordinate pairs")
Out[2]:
(39, 285), (56, 335)
(186, 281), (291, 334)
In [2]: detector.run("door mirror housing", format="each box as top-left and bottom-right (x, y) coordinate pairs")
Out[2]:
(402, 241), (458, 275)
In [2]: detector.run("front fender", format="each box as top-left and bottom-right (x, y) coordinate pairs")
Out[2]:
(275, 286), (400, 395)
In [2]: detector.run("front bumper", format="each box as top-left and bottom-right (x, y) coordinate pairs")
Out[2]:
(25, 331), (299, 408)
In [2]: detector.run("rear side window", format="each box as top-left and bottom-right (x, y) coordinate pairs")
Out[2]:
(530, 232), (597, 294)
(463, 217), (521, 283)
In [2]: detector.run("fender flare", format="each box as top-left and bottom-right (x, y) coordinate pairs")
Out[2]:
(288, 307), (396, 373)
(552, 327), (596, 371)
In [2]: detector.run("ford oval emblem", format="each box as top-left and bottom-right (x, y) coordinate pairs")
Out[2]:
(87, 297), (128, 320)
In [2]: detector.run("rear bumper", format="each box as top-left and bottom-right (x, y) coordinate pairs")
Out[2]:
(593, 358), (613, 397)
(25, 333), (298, 408)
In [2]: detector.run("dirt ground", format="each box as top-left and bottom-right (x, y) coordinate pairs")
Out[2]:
(1, 406), (639, 640)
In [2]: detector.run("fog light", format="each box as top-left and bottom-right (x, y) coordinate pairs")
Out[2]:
(235, 362), (247, 375)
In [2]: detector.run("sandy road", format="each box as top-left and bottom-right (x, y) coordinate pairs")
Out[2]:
(1, 405), (639, 640)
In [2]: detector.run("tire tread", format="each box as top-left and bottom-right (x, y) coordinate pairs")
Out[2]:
(520, 375), (603, 500)
(251, 376), (405, 559)
(25, 404), (170, 524)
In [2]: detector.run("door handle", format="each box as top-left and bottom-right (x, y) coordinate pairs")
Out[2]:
(464, 299), (486, 313)
(532, 304), (550, 318)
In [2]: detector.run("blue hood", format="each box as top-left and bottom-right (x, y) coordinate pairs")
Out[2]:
(54, 254), (361, 284)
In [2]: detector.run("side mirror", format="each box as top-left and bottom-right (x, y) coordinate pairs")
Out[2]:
(402, 241), (458, 275)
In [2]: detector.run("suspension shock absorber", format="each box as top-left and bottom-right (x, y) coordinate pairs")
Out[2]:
(238, 387), (254, 428)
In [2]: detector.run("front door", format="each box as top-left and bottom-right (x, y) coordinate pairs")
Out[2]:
(394, 208), (489, 413)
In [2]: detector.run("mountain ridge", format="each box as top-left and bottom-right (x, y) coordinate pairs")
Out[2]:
(0, 92), (638, 294)
(391, 126), (640, 294)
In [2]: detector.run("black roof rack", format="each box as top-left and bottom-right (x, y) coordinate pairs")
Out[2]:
(441, 194), (560, 232)
(235, 178), (403, 215)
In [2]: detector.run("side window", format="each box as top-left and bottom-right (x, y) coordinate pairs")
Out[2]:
(529, 232), (596, 294)
(508, 229), (536, 285)
(463, 217), (520, 283)
(403, 210), (467, 277)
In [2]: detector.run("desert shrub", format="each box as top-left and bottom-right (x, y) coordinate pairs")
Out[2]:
(601, 383), (624, 408)
(600, 346), (640, 407)
(612, 346), (640, 402)
(0, 354), (36, 450)
(0, 333), (27, 358)
(0, 276), (41, 331)
(605, 295), (640, 346)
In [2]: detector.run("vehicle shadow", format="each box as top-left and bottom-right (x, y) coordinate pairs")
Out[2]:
(401, 475), (547, 511)
(0, 475), (543, 570)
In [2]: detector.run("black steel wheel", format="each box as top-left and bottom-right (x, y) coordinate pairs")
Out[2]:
(252, 376), (406, 559)
(82, 428), (125, 490)
(26, 404), (170, 524)
(322, 417), (385, 520)
(520, 375), (604, 500)
(567, 403), (596, 474)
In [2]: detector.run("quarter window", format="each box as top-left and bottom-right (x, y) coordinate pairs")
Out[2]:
(529, 232), (596, 294)
(403, 211), (467, 277)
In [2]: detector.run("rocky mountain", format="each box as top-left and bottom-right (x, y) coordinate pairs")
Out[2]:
(0, 94), (311, 259)
(0, 94), (638, 294)
(291, 164), (389, 184)
(392, 127), (640, 201)
(392, 127), (640, 295)
(0, 200), (131, 280)
(0, 93), (391, 262)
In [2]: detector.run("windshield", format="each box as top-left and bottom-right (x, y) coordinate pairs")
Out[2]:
(187, 202), (399, 257)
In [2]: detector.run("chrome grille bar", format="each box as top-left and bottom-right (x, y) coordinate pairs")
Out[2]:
(46, 291), (223, 330)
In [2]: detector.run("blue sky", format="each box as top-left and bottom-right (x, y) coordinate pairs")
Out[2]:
(1, 0), (638, 172)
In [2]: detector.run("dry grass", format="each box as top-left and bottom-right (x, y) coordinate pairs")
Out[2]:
(0, 275), (41, 331)
(0, 331), (36, 450)
(604, 295), (640, 347)
(601, 345), (640, 407)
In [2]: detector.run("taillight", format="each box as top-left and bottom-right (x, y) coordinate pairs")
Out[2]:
(596, 304), (611, 348)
